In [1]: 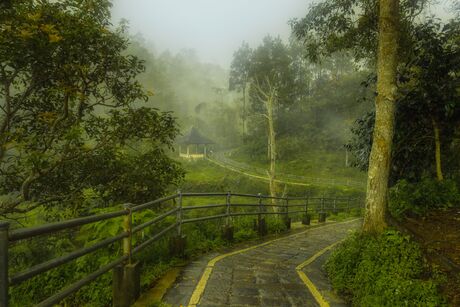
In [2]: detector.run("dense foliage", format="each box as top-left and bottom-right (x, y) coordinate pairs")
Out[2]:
(290, 0), (428, 62)
(389, 178), (460, 219)
(229, 38), (373, 162)
(325, 230), (445, 306)
(1, 1), (183, 305)
(346, 18), (460, 183)
(0, 0), (184, 218)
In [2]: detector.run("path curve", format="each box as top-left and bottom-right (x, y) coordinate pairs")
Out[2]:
(163, 219), (361, 307)
(207, 152), (365, 188)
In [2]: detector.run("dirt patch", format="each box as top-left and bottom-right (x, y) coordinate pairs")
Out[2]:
(402, 209), (460, 305)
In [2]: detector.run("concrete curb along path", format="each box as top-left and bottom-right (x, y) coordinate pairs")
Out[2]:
(163, 219), (362, 307)
(295, 240), (345, 307)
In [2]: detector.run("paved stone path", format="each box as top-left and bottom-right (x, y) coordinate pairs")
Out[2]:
(163, 219), (361, 307)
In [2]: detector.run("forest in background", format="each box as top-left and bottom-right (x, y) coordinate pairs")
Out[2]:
(127, 34), (374, 156)
(1, 0), (459, 305)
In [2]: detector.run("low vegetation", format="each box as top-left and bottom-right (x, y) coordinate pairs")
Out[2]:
(389, 178), (460, 219)
(181, 159), (364, 198)
(325, 230), (446, 306)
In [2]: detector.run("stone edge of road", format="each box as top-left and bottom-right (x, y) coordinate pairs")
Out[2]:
(296, 239), (346, 307)
(133, 220), (331, 305)
(187, 218), (362, 307)
(133, 218), (361, 306)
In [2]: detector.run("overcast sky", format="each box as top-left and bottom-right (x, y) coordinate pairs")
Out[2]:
(111, 0), (313, 67)
(111, 0), (456, 68)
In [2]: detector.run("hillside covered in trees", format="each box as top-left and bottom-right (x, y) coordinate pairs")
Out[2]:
(0, 0), (459, 306)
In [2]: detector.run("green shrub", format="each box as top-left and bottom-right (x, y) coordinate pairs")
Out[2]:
(266, 217), (287, 234)
(328, 212), (348, 221)
(325, 230), (445, 306)
(389, 177), (460, 219)
(234, 228), (258, 241)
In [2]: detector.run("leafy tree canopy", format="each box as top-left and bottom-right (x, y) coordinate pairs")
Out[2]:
(290, 0), (429, 62)
(0, 0), (184, 218)
(347, 18), (460, 182)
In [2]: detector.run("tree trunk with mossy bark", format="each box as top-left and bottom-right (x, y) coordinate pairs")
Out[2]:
(363, 0), (400, 234)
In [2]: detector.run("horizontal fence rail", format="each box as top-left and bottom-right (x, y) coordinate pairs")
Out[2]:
(0, 191), (364, 307)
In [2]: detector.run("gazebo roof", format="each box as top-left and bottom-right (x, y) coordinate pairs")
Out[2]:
(178, 127), (214, 145)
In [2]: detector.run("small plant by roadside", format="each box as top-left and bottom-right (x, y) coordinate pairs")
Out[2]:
(325, 229), (446, 306)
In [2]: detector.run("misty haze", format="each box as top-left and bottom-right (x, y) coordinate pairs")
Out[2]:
(1, 1), (459, 306)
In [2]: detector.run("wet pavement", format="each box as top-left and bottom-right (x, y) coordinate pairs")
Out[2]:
(163, 219), (361, 307)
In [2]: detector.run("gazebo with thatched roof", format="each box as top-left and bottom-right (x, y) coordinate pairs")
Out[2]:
(178, 127), (214, 159)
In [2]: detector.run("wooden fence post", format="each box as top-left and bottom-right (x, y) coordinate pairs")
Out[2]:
(177, 191), (183, 237)
(113, 204), (140, 307)
(319, 196), (327, 223)
(123, 204), (133, 264)
(222, 191), (233, 241)
(0, 221), (9, 307)
(305, 194), (309, 215)
(257, 193), (266, 236)
(170, 192), (186, 257)
(226, 191), (231, 226)
(302, 193), (311, 225)
(284, 197), (291, 230)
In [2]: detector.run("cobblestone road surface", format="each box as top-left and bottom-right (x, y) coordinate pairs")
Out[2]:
(163, 219), (361, 307)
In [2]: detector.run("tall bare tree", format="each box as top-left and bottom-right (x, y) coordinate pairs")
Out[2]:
(254, 77), (278, 204)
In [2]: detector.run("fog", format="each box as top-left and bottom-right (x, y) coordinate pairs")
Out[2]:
(2, 2), (459, 305)
(109, 0), (458, 155)
(111, 0), (456, 68)
(111, 0), (314, 67)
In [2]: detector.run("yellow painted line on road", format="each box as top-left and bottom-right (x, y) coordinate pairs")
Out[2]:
(187, 219), (359, 307)
(296, 239), (346, 307)
(187, 239), (279, 306)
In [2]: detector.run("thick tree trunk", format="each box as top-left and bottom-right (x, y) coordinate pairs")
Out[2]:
(432, 118), (443, 181)
(363, 0), (400, 234)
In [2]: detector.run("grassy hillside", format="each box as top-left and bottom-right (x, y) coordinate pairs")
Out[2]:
(178, 158), (364, 198)
(229, 148), (366, 184)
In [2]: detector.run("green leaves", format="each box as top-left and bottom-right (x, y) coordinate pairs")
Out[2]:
(325, 230), (446, 306)
(389, 178), (460, 219)
(347, 18), (460, 182)
(0, 1), (184, 217)
(290, 0), (429, 63)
